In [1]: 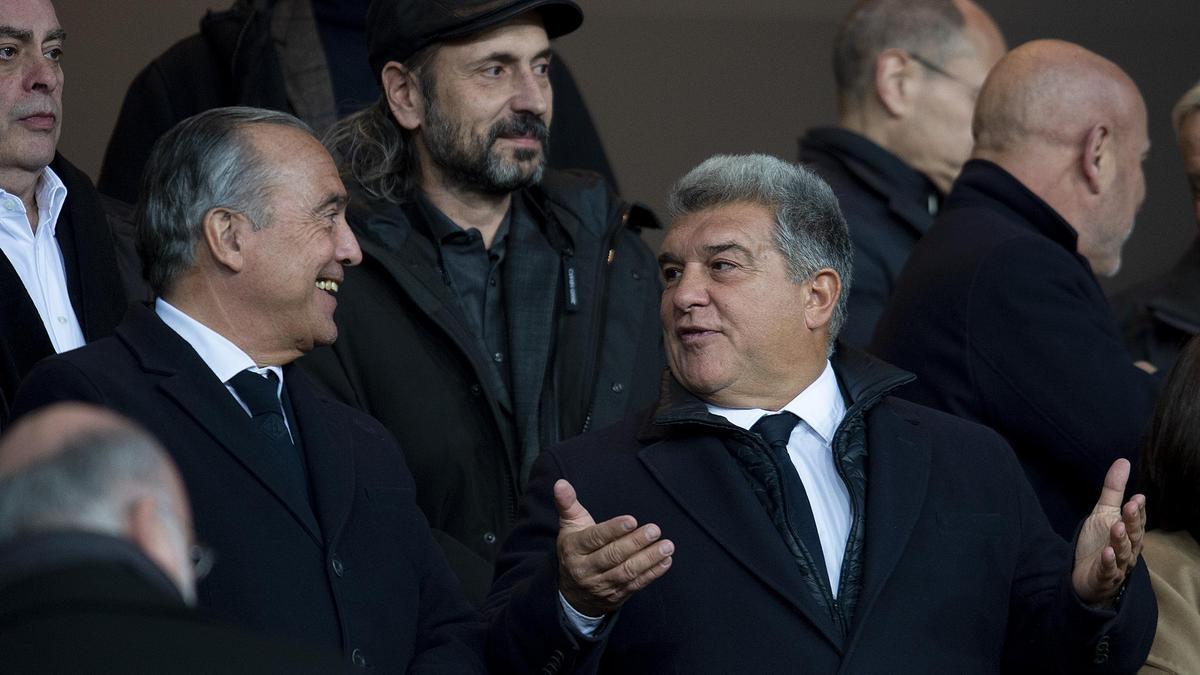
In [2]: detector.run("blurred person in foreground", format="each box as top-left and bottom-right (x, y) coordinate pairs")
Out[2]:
(0, 403), (348, 673)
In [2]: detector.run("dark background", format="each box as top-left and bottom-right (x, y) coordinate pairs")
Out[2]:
(55, 0), (1200, 293)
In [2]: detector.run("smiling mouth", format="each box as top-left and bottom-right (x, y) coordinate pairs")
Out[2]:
(316, 279), (340, 294)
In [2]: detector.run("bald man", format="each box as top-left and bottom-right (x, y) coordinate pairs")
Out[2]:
(0, 403), (349, 672)
(872, 40), (1160, 538)
(799, 0), (1006, 345)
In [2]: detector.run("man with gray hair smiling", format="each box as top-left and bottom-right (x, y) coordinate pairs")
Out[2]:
(0, 403), (349, 672)
(10, 105), (485, 672)
(484, 153), (1156, 673)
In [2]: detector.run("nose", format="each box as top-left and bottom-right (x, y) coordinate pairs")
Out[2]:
(669, 264), (710, 312)
(335, 217), (363, 267)
(24, 54), (61, 95)
(511, 66), (550, 118)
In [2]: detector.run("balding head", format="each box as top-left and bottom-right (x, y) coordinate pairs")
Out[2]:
(1173, 81), (1200, 229)
(972, 40), (1149, 276)
(0, 404), (198, 604)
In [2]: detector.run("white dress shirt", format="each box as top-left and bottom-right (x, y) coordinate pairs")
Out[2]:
(707, 360), (850, 594)
(565, 361), (851, 637)
(155, 298), (292, 439)
(0, 166), (85, 353)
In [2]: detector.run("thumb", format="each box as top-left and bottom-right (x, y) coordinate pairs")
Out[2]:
(1096, 459), (1130, 510)
(554, 479), (595, 531)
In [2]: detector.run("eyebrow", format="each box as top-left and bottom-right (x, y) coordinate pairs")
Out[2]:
(310, 193), (348, 215)
(472, 47), (554, 67)
(0, 26), (65, 43)
(657, 242), (755, 266)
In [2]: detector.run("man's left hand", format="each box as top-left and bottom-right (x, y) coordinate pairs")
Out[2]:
(1071, 458), (1146, 608)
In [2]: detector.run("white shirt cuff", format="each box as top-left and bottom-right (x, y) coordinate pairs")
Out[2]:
(559, 591), (605, 637)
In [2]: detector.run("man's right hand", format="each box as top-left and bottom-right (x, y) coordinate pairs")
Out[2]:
(554, 479), (674, 617)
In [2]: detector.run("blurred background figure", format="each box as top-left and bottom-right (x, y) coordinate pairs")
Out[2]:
(799, 0), (1006, 346)
(1113, 80), (1200, 373)
(97, 0), (617, 205)
(0, 403), (347, 673)
(1137, 335), (1200, 673)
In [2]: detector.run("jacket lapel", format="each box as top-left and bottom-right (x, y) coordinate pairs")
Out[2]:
(51, 155), (127, 342)
(639, 433), (845, 652)
(121, 306), (323, 544)
(845, 402), (930, 646)
(284, 365), (355, 545)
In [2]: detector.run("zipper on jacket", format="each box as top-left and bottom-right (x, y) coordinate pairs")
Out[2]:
(576, 203), (633, 435)
(561, 247), (579, 313)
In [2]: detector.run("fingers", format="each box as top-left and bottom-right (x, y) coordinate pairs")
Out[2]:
(1123, 494), (1146, 559)
(1109, 519), (1133, 573)
(557, 516), (674, 616)
(554, 479), (595, 529)
(1095, 459), (1130, 510)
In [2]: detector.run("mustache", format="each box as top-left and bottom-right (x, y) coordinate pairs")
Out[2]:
(489, 113), (549, 145)
(11, 99), (59, 119)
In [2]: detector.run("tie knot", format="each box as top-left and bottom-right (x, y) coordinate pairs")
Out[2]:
(228, 369), (283, 417)
(750, 411), (800, 448)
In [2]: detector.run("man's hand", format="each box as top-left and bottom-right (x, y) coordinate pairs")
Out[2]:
(1071, 459), (1146, 608)
(555, 479), (674, 617)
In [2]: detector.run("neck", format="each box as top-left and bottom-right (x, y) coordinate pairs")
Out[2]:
(419, 171), (512, 250)
(974, 147), (1084, 227)
(164, 280), (300, 368)
(707, 357), (829, 412)
(1, 168), (43, 233)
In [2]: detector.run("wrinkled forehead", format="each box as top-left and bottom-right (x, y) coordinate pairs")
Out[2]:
(0, 0), (62, 39)
(661, 203), (777, 258)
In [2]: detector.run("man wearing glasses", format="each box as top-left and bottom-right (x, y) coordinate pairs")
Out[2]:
(798, 0), (1006, 346)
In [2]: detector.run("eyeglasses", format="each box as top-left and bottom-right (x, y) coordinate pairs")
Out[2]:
(908, 52), (981, 99)
(190, 543), (215, 582)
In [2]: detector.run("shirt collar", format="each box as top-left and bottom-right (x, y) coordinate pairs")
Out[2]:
(0, 165), (68, 236)
(706, 360), (846, 444)
(417, 191), (512, 248)
(154, 298), (284, 386)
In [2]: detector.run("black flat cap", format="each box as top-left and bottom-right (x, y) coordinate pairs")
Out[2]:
(367, 0), (584, 79)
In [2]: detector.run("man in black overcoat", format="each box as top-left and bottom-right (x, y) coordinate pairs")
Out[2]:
(11, 107), (485, 673)
(484, 153), (1157, 674)
(872, 40), (1160, 539)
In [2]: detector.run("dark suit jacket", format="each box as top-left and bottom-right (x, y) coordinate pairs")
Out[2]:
(0, 154), (127, 427)
(484, 350), (1156, 674)
(10, 304), (485, 673)
(0, 532), (351, 674)
(799, 127), (939, 347)
(871, 160), (1160, 539)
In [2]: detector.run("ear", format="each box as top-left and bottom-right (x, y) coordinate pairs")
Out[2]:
(874, 48), (917, 118)
(202, 207), (249, 274)
(1081, 124), (1110, 195)
(382, 61), (426, 131)
(803, 269), (842, 331)
(126, 495), (174, 574)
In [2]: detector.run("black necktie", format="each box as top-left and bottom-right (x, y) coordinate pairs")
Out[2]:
(750, 411), (830, 586)
(228, 369), (311, 509)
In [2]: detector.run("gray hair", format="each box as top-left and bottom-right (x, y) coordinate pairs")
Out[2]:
(833, 0), (968, 113)
(0, 429), (177, 541)
(324, 46), (440, 205)
(666, 154), (854, 352)
(135, 106), (314, 295)
(1172, 80), (1200, 138)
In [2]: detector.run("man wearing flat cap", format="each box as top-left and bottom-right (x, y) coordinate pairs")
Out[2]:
(301, 0), (663, 602)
